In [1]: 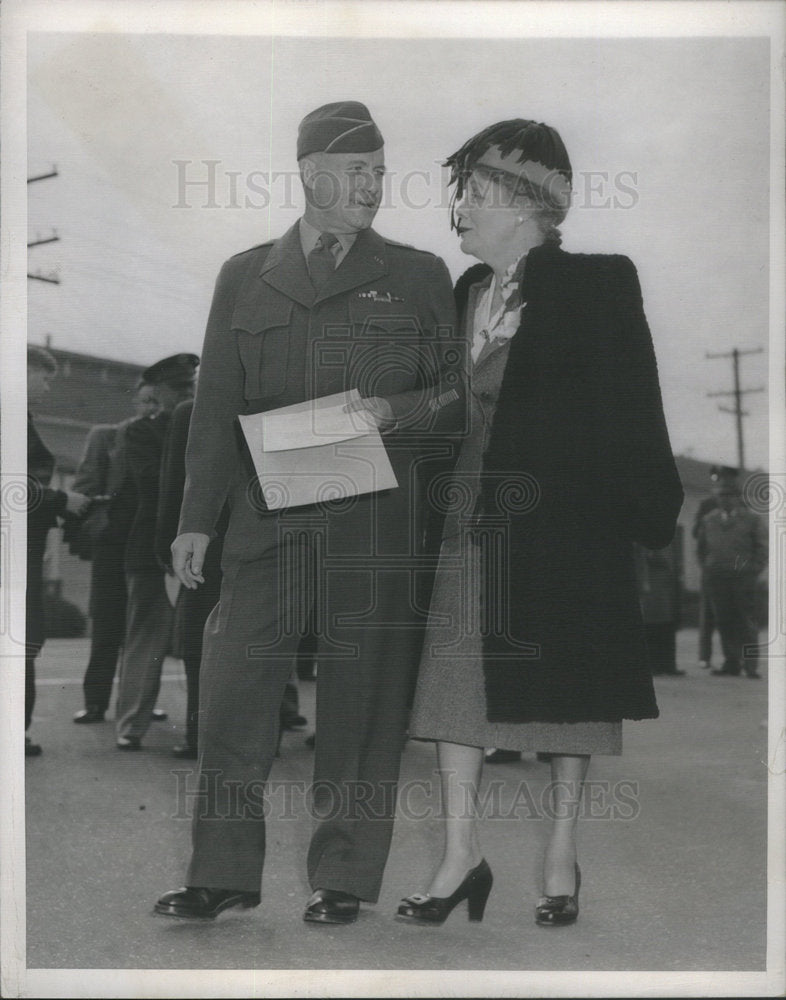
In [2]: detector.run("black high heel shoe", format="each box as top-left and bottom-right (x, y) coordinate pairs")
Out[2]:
(535, 863), (581, 926)
(396, 859), (493, 925)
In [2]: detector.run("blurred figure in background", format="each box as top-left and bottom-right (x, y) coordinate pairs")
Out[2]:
(113, 353), (198, 750)
(26, 346), (90, 755)
(692, 466), (737, 669)
(72, 379), (160, 724)
(697, 477), (767, 678)
(635, 531), (684, 676)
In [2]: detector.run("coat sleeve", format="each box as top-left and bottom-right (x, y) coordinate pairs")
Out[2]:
(379, 255), (461, 432)
(597, 257), (684, 549)
(72, 426), (112, 496)
(179, 259), (246, 537)
(155, 401), (191, 566)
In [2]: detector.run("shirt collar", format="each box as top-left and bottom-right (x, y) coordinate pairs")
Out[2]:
(299, 217), (358, 259)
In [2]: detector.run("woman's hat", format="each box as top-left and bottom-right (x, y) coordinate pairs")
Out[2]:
(475, 143), (572, 211)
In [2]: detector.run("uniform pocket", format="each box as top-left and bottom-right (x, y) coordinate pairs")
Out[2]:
(232, 299), (293, 400)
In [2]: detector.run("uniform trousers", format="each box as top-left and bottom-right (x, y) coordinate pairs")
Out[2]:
(704, 570), (759, 674)
(115, 569), (173, 741)
(82, 541), (127, 712)
(187, 491), (424, 902)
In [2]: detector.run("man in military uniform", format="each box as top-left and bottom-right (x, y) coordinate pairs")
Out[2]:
(155, 102), (458, 924)
(697, 476), (767, 678)
(113, 353), (199, 750)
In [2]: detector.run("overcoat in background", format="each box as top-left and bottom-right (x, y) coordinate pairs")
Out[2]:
(468, 244), (683, 723)
(27, 415), (67, 653)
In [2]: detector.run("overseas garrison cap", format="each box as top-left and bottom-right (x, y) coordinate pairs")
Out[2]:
(142, 352), (199, 387)
(297, 101), (384, 159)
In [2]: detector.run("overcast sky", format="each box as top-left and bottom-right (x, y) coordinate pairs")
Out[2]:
(25, 21), (774, 470)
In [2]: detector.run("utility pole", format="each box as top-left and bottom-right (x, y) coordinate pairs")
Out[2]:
(706, 347), (764, 471)
(28, 170), (61, 285)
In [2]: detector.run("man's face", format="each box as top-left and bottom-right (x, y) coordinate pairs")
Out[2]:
(27, 366), (53, 406)
(134, 384), (160, 418)
(301, 148), (385, 233)
(155, 381), (194, 413)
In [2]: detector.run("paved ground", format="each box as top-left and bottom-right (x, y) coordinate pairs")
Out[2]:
(23, 629), (771, 977)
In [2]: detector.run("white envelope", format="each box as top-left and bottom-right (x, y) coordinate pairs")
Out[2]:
(238, 390), (398, 510)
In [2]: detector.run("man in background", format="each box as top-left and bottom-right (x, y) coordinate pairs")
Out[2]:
(114, 353), (198, 750)
(692, 465), (737, 669)
(697, 476), (767, 678)
(72, 379), (161, 724)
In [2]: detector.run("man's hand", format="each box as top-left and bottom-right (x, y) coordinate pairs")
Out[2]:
(343, 395), (396, 432)
(171, 532), (210, 589)
(65, 491), (90, 516)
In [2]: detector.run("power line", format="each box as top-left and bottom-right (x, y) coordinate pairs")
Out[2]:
(706, 347), (764, 471)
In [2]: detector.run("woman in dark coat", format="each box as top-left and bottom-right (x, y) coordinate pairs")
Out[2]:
(398, 120), (683, 927)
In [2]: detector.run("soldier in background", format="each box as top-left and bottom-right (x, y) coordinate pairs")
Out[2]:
(697, 477), (767, 678)
(692, 466), (737, 669)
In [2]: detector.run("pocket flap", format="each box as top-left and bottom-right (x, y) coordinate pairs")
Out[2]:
(349, 298), (419, 337)
(231, 299), (293, 335)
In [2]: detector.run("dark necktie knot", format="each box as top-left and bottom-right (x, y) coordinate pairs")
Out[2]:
(308, 233), (339, 290)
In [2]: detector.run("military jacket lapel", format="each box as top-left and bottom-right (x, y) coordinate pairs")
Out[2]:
(258, 223), (316, 308)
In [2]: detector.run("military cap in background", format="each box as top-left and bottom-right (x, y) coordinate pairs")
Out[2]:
(142, 353), (199, 388)
(297, 101), (384, 159)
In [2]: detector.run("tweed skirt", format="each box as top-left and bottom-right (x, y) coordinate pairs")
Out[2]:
(408, 534), (622, 755)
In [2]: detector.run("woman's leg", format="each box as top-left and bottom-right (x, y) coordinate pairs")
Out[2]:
(542, 753), (590, 895)
(425, 740), (485, 896)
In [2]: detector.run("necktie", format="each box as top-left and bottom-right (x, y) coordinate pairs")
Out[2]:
(308, 232), (338, 291)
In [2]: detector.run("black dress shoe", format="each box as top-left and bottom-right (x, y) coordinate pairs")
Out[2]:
(74, 706), (105, 724)
(304, 733), (316, 749)
(484, 748), (521, 764)
(172, 744), (198, 759)
(25, 736), (42, 757)
(303, 889), (359, 924)
(154, 886), (261, 919)
(151, 709), (168, 721)
(116, 737), (142, 751)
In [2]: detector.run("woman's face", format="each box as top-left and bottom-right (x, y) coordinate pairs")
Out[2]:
(454, 169), (526, 268)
